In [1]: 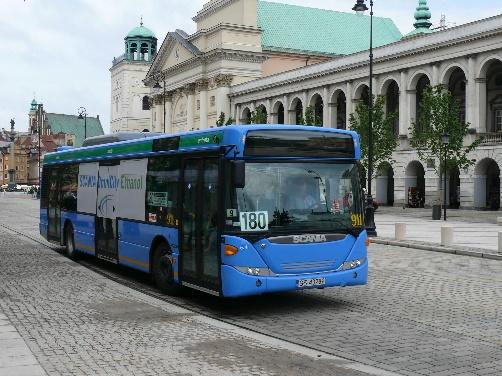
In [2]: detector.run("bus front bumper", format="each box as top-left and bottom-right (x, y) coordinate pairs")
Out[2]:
(220, 261), (368, 298)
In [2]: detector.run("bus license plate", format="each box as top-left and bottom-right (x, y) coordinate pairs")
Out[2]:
(297, 277), (326, 288)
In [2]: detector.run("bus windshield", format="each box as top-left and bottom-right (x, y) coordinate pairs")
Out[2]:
(225, 161), (365, 236)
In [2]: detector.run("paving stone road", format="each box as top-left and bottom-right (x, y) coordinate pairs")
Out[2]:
(2, 193), (502, 375)
(0, 194), (386, 376)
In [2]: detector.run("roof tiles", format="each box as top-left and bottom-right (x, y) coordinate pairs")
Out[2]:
(257, 1), (402, 56)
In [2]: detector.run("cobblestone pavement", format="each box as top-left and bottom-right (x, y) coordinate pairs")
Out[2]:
(0, 195), (387, 376)
(2, 194), (502, 375)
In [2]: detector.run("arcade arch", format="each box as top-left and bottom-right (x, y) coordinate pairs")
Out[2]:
(272, 100), (285, 124)
(405, 161), (425, 208)
(289, 97), (304, 124)
(474, 158), (500, 210)
(376, 162), (394, 206)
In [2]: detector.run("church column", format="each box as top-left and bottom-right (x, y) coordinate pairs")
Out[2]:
(302, 91), (308, 118)
(407, 89), (417, 134)
(154, 95), (163, 132)
(323, 86), (330, 127)
(399, 70), (409, 136)
(215, 74), (233, 122)
(282, 95), (289, 124)
(346, 81), (353, 129)
(475, 78), (487, 133)
(266, 99), (272, 124)
(236, 104), (241, 125)
(165, 91), (173, 133)
(197, 79), (209, 130)
(466, 56), (477, 129)
(432, 63), (440, 87)
(185, 84), (196, 131)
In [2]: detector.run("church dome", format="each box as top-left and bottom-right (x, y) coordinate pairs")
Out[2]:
(30, 98), (37, 111)
(126, 24), (156, 39)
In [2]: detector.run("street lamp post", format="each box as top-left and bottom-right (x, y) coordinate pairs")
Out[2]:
(8, 119), (16, 190)
(77, 107), (87, 141)
(153, 76), (166, 133)
(441, 133), (450, 221)
(352, 0), (376, 236)
(36, 104), (42, 188)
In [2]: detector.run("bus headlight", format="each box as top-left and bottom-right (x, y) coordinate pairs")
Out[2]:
(342, 258), (366, 270)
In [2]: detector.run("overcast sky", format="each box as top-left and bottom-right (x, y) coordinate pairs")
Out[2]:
(1, 0), (500, 134)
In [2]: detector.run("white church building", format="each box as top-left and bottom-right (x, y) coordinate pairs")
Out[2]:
(110, 0), (502, 211)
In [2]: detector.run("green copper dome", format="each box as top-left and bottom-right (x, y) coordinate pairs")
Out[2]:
(414, 0), (432, 29)
(126, 23), (156, 39)
(404, 0), (433, 38)
(30, 98), (37, 111)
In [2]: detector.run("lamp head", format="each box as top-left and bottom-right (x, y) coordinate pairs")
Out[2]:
(441, 133), (450, 145)
(352, 0), (368, 15)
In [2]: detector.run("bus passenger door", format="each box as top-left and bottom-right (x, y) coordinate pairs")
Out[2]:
(95, 163), (119, 263)
(47, 168), (61, 242)
(180, 157), (221, 294)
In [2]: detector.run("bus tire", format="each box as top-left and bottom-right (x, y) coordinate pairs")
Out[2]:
(152, 242), (180, 296)
(64, 223), (79, 260)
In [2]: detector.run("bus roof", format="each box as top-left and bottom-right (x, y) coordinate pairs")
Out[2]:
(43, 125), (360, 165)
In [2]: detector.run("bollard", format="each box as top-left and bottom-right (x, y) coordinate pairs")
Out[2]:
(497, 217), (502, 226)
(441, 226), (453, 247)
(499, 232), (502, 254)
(395, 223), (406, 241)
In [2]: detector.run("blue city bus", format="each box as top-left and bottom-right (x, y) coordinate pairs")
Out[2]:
(40, 125), (368, 297)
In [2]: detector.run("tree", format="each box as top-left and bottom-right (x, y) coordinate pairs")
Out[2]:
(349, 95), (398, 180)
(304, 105), (322, 126)
(215, 112), (234, 127)
(409, 85), (480, 186)
(250, 106), (268, 124)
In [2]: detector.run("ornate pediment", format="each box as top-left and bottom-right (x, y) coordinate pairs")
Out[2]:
(146, 30), (201, 84)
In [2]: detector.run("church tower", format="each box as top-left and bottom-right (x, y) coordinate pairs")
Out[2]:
(110, 19), (157, 133)
(29, 98), (38, 134)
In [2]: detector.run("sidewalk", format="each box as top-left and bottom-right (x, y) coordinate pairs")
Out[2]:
(375, 207), (502, 254)
(0, 312), (46, 376)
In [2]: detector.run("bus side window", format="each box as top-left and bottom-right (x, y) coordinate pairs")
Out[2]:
(146, 156), (180, 226)
(40, 168), (51, 209)
(61, 164), (78, 212)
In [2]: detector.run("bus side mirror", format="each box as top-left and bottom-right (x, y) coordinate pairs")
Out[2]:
(232, 160), (245, 188)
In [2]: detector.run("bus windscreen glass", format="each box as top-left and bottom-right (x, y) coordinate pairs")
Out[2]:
(225, 162), (364, 235)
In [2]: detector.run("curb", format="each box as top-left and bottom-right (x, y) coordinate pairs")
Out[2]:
(372, 238), (502, 261)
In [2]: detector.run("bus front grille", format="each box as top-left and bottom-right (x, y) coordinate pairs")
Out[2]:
(280, 260), (336, 271)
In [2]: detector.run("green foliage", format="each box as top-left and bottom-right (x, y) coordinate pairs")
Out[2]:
(349, 95), (398, 180)
(409, 85), (480, 176)
(250, 106), (268, 124)
(215, 112), (234, 127)
(304, 105), (322, 126)
(296, 113), (305, 125)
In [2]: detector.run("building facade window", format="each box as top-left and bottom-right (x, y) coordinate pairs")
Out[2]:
(495, 109), (502, 132)
(142, 96), (150, 111)
(210, 96), (215, 107)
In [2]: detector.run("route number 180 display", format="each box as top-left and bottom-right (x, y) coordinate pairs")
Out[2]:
(239, 211), (269, 232)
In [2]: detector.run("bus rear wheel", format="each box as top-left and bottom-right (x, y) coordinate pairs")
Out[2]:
(152, 242), (180, 296)
(64, 223), (78, 260)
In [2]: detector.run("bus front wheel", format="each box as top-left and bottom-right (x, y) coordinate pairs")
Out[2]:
(64, 223), (78, 260)
(152, 242), (180, 296)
